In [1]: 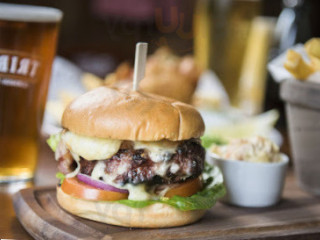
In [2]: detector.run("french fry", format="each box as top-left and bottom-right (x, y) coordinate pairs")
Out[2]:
(104, 62), (132, 86)
(305, 38), (320, 71)
(46, 91), (79, 125)
(284, 49), (315, 80)
(59, 91), (78, 107)
(305, 38), (320, 59)
(81, 72), (104, 91)
(104, 73), (117, 86)
(115, 62), (132, 79)
(46, 100), (65, 124)
(310, 56), (320, 71)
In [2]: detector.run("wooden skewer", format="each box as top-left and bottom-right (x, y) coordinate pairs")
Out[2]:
(132, 42), (148, 91)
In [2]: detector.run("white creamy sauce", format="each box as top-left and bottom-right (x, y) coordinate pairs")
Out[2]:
(170, 163), (180, 174)
(65, 156), (80, 178)
(55, 140), (68, 161)
(70, 151), (80, 161)
(61, 131), (121, 160)
(90, 161), (123, 188)
(90, 160), (152, 200)
(154, 162), (170, 176)
(116, 162), (130, 175)
(124, 184), (152, 200)
(134, 141), (178, 162)
(156, 186), (171, 197)
(91, 161), (108, 181)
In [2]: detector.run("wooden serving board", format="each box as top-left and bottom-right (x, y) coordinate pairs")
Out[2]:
(13, 175), (320, 240)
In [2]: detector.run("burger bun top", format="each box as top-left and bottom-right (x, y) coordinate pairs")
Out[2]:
(62, 87), (205, 141)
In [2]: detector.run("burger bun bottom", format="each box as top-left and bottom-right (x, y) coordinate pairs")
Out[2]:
(57, 187), (206, 228)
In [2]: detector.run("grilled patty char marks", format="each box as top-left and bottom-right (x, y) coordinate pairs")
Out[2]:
(58, 139), (205, 185)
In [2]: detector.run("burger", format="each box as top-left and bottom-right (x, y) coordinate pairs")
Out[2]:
(47, 86), (224, 228)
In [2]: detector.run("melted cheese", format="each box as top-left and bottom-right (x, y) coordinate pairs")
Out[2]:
(134, 140), (178, 162)
(170, 163), (180, 174)
(65, 153), (80, 178)
(62, 131), (121, 160)
(124, 184), (151, 200)
(90, 160), (152, 200)
(91, 161), (108, 181)
(154, 162), (170, 176)
(86, 161), (182, 200)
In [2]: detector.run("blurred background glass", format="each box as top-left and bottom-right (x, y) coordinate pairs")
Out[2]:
(0, 4), (62, 182)
(194, 0), (262, 110)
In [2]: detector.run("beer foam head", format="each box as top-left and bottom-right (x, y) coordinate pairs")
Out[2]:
(0, 3), (62, 22)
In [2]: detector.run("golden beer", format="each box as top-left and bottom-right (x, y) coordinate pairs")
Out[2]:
(194, 0), (261, 106)
(0, 4), (62, 181)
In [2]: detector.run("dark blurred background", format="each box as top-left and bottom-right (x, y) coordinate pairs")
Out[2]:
(1, 0), (319, 75)
(1, 0), (319, 135)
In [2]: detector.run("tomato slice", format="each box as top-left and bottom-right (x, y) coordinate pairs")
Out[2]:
(61, 176), (202, 201)
(164, 177), (202, 198)
(61, 177), (128, 201)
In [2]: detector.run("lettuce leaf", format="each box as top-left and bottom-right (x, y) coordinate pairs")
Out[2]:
(116, 164), (225, 211)
(201, 135), (227, 149)
(47, 133), (61, 152)
(56, 172), (65, 184)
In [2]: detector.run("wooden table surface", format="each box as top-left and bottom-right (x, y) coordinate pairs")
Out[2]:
(1, 136), (319, 239)
(0, 136), (57, 240)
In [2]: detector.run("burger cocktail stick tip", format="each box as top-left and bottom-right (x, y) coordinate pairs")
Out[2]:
(133, 42), (148, 91)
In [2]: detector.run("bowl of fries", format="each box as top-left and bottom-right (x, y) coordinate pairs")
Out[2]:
(280, 38), (320, 196)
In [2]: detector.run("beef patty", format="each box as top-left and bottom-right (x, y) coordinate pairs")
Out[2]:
(58, 139), (205, 185)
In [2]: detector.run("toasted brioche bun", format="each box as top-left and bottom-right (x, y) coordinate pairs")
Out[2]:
(57, 187), (205, 228)
(62, 87), (204, 141)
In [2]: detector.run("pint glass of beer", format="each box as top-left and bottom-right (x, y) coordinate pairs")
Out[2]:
(0, 4), (62, 181)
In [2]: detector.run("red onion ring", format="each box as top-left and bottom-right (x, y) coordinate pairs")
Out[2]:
(77, 173), (128, 194)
